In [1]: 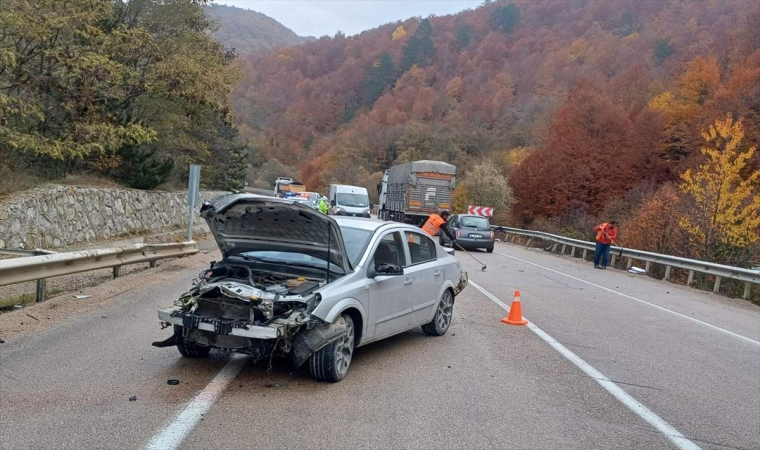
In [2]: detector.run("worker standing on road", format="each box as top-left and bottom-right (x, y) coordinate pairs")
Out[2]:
(593, 221), (618, 269)
(318, 196), (329, 215)
(422, 210), (457, 249)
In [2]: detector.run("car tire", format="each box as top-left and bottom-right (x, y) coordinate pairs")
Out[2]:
(177, 341), (211, 358)
(309, 314), (355, 382)
(422, 290), (454, 336)
(486, 246), (494, 253)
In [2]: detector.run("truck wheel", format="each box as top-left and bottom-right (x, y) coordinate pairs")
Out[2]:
(309, 315), (355, 382)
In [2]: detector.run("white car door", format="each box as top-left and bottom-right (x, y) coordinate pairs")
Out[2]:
(403, 231), (442, 325)
(366, 231), (414, 339)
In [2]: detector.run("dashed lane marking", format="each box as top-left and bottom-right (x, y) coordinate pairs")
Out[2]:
(469, 280), (702, 450)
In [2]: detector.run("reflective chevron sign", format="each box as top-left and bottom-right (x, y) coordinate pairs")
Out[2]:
(467, 206), (494, 217)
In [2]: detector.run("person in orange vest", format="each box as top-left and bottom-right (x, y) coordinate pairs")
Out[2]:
(593, 221), (618, 269)
(421, 210), (457, 249)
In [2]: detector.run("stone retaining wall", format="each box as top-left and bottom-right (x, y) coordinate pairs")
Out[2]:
(0, 186), (229, 250)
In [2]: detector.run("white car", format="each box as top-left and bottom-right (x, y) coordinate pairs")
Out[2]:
(154, 194), (468, 382)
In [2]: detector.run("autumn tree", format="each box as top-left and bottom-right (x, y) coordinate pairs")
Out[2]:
(460, 162), (513, 224)
(622, 184), (684, 255)
(392, 25), (407, 41)
(679, 114), (760, 264)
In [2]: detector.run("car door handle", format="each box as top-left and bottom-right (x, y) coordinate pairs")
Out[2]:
(434, 271), (442, 277)
(404, 278), (413, 285)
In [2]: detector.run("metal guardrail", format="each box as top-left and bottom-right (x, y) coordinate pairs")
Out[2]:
(0, 241), (199, 302)
(491, 226), (759, 299)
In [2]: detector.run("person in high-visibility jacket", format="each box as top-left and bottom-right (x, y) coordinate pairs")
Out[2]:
(318, 196), (329, 214)
(593, 221), (618, 269)
(421, 210), (457, 248)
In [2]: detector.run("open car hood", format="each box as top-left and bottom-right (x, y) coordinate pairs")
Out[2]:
(200, 194), (351, 273)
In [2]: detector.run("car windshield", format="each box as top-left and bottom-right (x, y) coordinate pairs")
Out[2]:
(337, 193), (369, 208)
(339, 226), (373, 266)
(460, 216), (490, 228)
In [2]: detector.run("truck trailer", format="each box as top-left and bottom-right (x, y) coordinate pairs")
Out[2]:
(377, 160), (456, 226)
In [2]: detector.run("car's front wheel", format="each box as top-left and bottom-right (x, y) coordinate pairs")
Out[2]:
(422, 290), (454, 336)
(310, 314), (355, 382)
(177, 341), (211, 358)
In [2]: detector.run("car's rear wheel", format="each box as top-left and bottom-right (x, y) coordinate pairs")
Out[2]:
(486, 245), (494, 253)
(310, 314), (354, 382)
(177, 341), (211, 358)
(422, 290), (454, 336)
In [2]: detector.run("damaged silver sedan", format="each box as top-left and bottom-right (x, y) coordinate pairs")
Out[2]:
(154, 194), (468, 382)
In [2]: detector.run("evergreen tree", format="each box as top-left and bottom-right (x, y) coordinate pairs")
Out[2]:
(400, 18), (435, 72)
(361, 52), (397, 107)
(456, 23), (473, 50)
(490, 3), (520, 34)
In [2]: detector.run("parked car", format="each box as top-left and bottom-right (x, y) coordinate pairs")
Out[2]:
(439, 214), (495, 253)
(153, 194), (468, 382)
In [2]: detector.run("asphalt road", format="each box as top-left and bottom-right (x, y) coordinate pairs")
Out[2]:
(1, 242), (758, 450)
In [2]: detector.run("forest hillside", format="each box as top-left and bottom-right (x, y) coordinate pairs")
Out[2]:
(205, 4), (314, 55)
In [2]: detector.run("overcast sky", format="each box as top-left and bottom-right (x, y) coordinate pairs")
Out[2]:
(214, 1), (481, 37)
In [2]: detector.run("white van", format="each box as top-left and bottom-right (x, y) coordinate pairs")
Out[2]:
(328, 184), (371, 218)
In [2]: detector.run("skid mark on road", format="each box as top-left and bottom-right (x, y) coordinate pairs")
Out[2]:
(143, 355), (247, 450)
(469, 280), (702, 450)
(494, 251), (760, 347)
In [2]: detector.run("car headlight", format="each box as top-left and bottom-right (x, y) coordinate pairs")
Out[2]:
(363, 211), (371, 218)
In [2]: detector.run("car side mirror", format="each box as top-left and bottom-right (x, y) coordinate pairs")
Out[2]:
(368, 263), (404, 278)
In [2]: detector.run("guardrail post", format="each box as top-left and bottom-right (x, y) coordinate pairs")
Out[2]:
(645, 261), (651, 274)
(687, 270), (694, 286)
(713, 276), (721, 293)
(610, 254), (616, 267)
(113, 266), (121, 279)
(582, 248), (588, 260)
(743, 282), (752, 300)
(551, 244), (558, 253)
(626, 258), (633, 270)
(526, 238), (532, 247)
(570, 246), (576, 257)
(33, 250), (46, 303)
(149, 261), (157, 268)
(664, 265), (671, 281)
(561, 244), (567, 254)
(36, 278), (46, 303)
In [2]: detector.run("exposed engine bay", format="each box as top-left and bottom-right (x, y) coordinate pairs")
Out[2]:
(154, 259), (346, 368)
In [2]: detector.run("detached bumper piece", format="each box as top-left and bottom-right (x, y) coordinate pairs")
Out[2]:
(158, 308), (282, 339)
(455, 271), (468, 295)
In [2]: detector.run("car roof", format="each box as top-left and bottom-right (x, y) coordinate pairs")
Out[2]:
(333, 216), (417, 234)
(457, 214), (490, 218)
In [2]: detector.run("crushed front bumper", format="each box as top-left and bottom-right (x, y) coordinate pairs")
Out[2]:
(455, 271), (468, 295)
(158, 307), (282, 339)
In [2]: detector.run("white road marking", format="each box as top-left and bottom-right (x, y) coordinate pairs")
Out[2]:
(494, 251), (760, 347)
(468, 280), (702, 450)
(144, 355), (247, 450)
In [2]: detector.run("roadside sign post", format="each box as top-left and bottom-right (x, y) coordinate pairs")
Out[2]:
(187, 165), (201, 241)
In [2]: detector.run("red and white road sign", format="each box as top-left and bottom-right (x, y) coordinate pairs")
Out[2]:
(467, 206), (494, 217)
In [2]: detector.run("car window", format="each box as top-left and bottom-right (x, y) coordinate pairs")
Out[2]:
(372, 232), (406, 268)
(460, 216), (490, 228)
(450, 215), (459, 227)
(337, 193), (369, 207)
(404, 232), (437, 265)
(340, 226), (373, 267)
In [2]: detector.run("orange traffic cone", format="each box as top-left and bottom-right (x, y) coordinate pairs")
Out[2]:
(501, 290), (528, 326)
